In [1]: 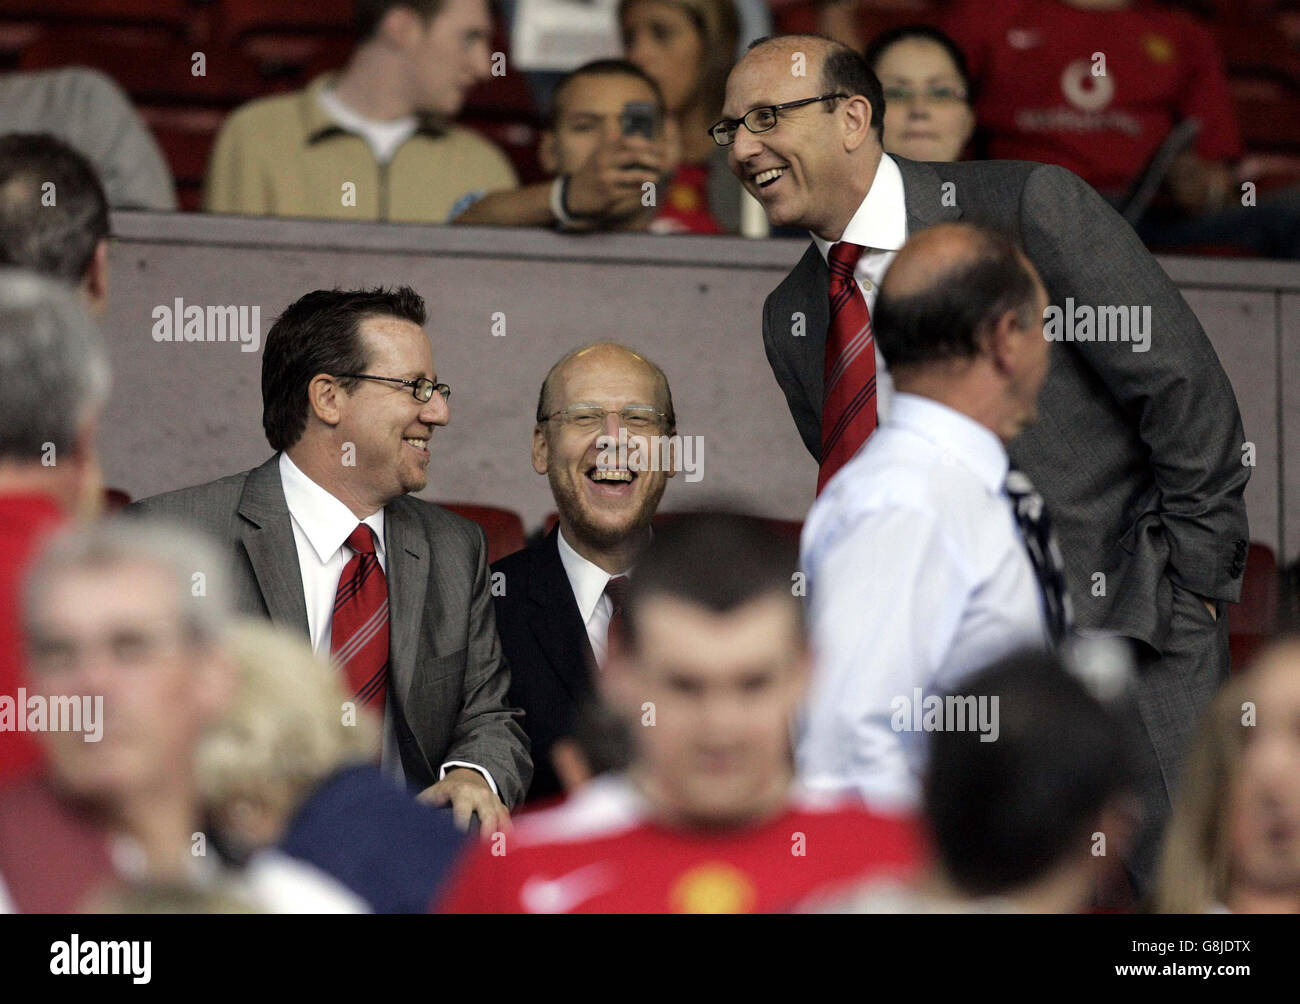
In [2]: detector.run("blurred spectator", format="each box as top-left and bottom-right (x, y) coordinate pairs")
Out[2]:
(798, 223), (1064, 812)
(0, 519), (365, 914)
(864, 25), (974, 163)
(440, 513), (921, 913)
(1153, 636), (1300, 913)
(0, 134), (111, 317)
(944, 0), (1300, 257)
(199, 620), (467, 913)
(453, 60), (673, 230)
(806, 650), (1137, 913)
(493, 342), (675, 801)
(548, 700), (634, 795)
(0, 68), (177, 212)
(621, 0), (746, 232)
(0, 269), (108, 787)
(204, 0), (518, 222)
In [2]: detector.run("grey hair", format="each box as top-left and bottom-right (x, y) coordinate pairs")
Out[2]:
(0, 267), (110, 462)
(24, 517), (232, 647)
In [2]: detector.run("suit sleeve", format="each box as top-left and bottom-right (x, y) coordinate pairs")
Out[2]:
(1019, 164), (1249, 600)
(442, 524), (532, 809)
(763, 288), (823, 462)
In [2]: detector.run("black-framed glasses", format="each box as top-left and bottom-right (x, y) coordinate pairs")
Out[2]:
(337, 374), (450, 403)
(708, 94), (848, 147)
(538, 404), (669, 432)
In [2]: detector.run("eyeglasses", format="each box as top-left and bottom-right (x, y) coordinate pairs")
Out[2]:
(882, 85), (967, 105)
(708, 94), (848, 147)
(539, 404), (669, 432)
(337, 374), (451, 403)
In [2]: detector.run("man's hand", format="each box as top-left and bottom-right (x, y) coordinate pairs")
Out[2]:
(566, 135), (667, 221)
(418, 768), (511, 840)
(1200, 596), (1218, 621)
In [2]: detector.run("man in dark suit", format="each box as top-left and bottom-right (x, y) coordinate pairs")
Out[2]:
(132, 286), (529, 829)
(719, 35), (1249, 885)
(492, 342), (675, 801)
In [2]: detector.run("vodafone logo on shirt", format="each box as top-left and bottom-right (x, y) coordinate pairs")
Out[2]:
(1061, 59), (1114, 112)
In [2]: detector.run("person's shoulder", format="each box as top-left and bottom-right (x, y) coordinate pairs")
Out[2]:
(218, 86), (309, 140)
(786, 788), (924, 852)
(388, 496), (487, 554)
(128, 467), (257, 523)
(490, 531), (551, 580)
(509, 775), (647, 850)
(0, 66), (127, 106)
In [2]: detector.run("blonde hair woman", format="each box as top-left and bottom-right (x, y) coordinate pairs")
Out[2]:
(1152, 636), (1300, 913)
(198, 620), (465, 913)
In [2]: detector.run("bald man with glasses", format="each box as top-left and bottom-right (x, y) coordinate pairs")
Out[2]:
(132, 286), (531, 831)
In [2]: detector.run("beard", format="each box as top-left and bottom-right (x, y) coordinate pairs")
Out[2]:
(548, 466), (665, 550)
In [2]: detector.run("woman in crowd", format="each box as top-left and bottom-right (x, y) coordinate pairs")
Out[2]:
(864, 24), (975, 165)
(620, 0), (744, 233)
(1152, 636), (1300, 913)
(198, 621), (467, 914)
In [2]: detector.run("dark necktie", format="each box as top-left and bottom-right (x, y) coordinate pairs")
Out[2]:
(818, 240), (878, 495)
(1005, 467), (1074, 645)
(604, 575), (631, 650)
(330, 523), (390, 708)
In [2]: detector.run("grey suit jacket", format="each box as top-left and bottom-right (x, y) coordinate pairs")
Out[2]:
(130, 455), (532, 807)
(762, 156), (1250, 656)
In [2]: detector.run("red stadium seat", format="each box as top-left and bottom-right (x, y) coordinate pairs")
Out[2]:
(1233, 76), (1300, 152)
(17, 26), (269, 105)
(0, 0), (200, 35)
(438, 503), (527, 564)
(1229, 542), (1279, 669)
(216, 0), (357, 41)
(138, 105), (228, 211)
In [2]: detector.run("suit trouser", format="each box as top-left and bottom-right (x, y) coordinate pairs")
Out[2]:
(1125, 582), (1231, 892)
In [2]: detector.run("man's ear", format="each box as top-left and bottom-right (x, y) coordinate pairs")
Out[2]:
(377, 4), (425, 48)
(539, 130), (559, 176)
(307, 373), (345, 428)
(82, 239), (109, 316)
(985, 310), (1024, 375)
(532, 423), (551, 475)
(841, 95), (876, 154)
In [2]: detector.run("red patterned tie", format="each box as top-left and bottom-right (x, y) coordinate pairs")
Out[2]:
(331, 524), (389, 709)
(818, 241), (878, 495)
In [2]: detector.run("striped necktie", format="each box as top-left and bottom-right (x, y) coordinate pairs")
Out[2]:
(331, 523), (390, 708)
(818, 240), (878, 494)
(1005, 467), (1074, 645)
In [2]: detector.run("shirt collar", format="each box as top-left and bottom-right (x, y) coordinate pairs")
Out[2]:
(556, 526), (629, 622)
(301, 72), (446, 145)
(279, 452), (385, 564)
(812, 153), (908, 264)
(885, 392), (1010, 497)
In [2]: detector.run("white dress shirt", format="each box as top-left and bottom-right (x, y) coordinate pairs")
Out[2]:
(796, 393), (1051, 812)
(810, 153), (908, 423)
(279, 453), (497, 795)
(556, 526), (629, 668)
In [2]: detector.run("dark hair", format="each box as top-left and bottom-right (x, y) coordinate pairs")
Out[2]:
(548, 59), (666, 129)
(872, 225), (1037, 370)
(261, 286), (427, 452)
(623, 511), (802, 647)
(863, 24), (973, 104)
(923, 650), (1135, 897)
(747, 34), (886, 143)
(560, 700), (634, 778)
(0, 133), (109, 284)
(355, 0), (448, 40)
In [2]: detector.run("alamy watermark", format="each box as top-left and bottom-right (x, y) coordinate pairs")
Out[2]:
(595, 427), (704, 483)
(0, 689), (102, 742)
(890, 688), (999, 742)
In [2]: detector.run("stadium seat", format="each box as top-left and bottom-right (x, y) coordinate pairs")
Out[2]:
(541, 511), (804, 547)
(138, 105), (227, 211)
(1229, 542), (1279, 669)
(0, 0), (201, 35)
(216, 0), (357, 42)
(438, 503), (527, 563)
(17, 26), (269, 105)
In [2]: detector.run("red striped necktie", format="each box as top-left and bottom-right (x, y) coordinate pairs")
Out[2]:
(818, 240), (878, 495)
(331, 523), (389, 709)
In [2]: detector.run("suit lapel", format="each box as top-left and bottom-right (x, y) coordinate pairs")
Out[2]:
(383, 502), (427, 705)
(528, 530), (596, 703)
(236, 456), (310, 634)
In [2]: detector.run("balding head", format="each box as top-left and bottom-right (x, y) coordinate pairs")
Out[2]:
(722, 34), (886, 238)
(536, 341), (674, 427)
(874, 222), (1051, 441)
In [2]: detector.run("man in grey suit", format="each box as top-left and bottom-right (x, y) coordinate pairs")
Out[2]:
(132, 286), (530, 831)
(719, 35), (1249, 886)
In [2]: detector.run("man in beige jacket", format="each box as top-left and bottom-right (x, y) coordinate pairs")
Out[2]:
(204, 0), (517, 223)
